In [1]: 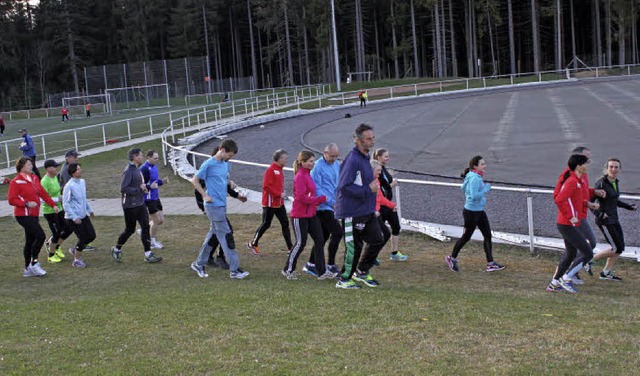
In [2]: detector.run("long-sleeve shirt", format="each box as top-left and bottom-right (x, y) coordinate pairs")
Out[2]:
(120, 162), (145, 209)
(290, 168), (326, 218)
(40, 175), (64, 214)
(261, 162), (285, 208)
(335, 147), (376, 219)
(311, 157), (339, 212)
(63, 178), (93, 221)
(8, 173), (56, 217)
(554, 171), (585, 226)
(461, 171), (491, 212)
(19, 134), (36, 158)
(554, 167), (594, 219)
(140, 161), (164, 201)
(375, 180), (396, 211)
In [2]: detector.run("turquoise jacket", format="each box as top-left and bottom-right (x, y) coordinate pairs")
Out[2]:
(462, 171), (491, 211)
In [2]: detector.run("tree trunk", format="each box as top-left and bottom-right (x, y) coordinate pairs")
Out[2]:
(556, 0), (562, 71)
(507, 0), (516, 74)
(449, 0), (457, 77)
(531, 0), (540, 72)
(595, 0), (603, 66)
(632, 1), (638, 64)
(247, 0), (258, 89)
(410, 0), (420, 78)
(63, 1), (80, 93)
(486, 0), (496, 76)
(441, 0), (448, 77)
(434, 0), (443, 77)
(570, 0), (577, 70)
(391, 0), (400, 79)
(302, 5), (310, 85)
(374, 12), (382, 79)
(465, 0), (474, 77)
(606, 0), (612, 66)
(283, 2), (294, 86)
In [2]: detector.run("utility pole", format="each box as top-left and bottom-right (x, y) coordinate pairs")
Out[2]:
(331, 0), (341, 91)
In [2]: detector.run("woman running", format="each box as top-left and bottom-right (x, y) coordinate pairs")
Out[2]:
(282, 151), (335, 280)
(373, 148), (408, 261)
(547, 154), (593, 293)
(7, 156), (59, 277)
(587, 158), (636, 281)
(445, 156), (505, 272)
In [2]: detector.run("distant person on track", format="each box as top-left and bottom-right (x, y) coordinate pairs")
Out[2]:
(282, 151), (334, 280)
(373, 148), (408, 262)
(358, 90), (367, 107)
(445, 156), (505, 273)
(18, 128), (40, 179)
(111, 148), (163, 264)
(85, 103), (91, 118)
(587, 158), (636, 281)
(61, 107), (69, 122)
(191, 139), (249, 280)
(41, 159), (72, 263)
(63, 163), (96, 269)
(8, 156), (58, 277)
(305, 143), (343, 277)
(547, 154), (594, 293)
(247, 149), (293, 255)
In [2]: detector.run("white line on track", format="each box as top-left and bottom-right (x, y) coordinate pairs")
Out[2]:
(582, 85), (640, 130)
(489, 92), (518, 159)
(547, 89), (582, 153)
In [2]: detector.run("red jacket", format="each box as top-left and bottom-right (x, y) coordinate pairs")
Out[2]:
(290, 168), (326, 218)
(375, 180), (396, 211)
(554, 171), (586, 226)
(262, 162), (285, 208)
(554, 167), (594, 219)
(8, 173), (56, 217)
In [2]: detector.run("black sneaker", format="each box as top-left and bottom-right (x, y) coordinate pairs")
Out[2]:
(584, 261), (594, 276)
(599, 271), (622, 281)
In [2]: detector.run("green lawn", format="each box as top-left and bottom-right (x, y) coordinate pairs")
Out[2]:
(0, 214), (638, 375)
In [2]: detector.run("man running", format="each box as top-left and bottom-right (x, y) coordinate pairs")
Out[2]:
(139, 150), (169, 250)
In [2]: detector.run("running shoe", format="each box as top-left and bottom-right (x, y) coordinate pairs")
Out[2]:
(352, 271), (379, 287)
(48, 253), (62, 263)
(303, 264), (319, 277)
(190, 262), (208, 278)
(23, 268), (35, 277)
(445, 255), (459, 272)
(45, 236), (53, 254)
(145, 253), (163, 263)
(111, 247), (122, 262)
(30, 262), (47, 276)
(571, 276), (585, 285)
(55, 247), (65, 259)
(546, 283), (563, 293)
(389, 252), (409, 262)
(246, 242), (261, 256)
(486, 261), (506, 272)
(281, 270), (298, 280)
(558, 279), (578, 293)
(318, 270), (338, 280)
(150, 239), (164, 250)
(373, 259), (381, 267)
(84, 243), (96, 251)
(326, 264), (340, 274)
(230, 269), (249, 279)
(68, 247), (76, 257)
(335, 278), (360, 289)
(584, 261), (594, 276)
(599, 271), (622, 281)
(72, 259), (87, 269)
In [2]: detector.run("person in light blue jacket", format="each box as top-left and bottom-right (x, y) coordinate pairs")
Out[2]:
(445, 156), (506, 273)
(62, 163), (95, 269)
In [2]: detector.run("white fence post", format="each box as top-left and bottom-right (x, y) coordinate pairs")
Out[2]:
(149, 117), (153, 135)
(74, 131), (79, 151)
(4, 143), (10, 168)
(527, 192), (535, 254)
(102, 125), (107, 146)
(126, 120), (131, 140)
(41, 136), (47, 159)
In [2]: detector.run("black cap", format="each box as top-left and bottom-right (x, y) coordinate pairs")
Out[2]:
(65, 150), (80, 157)
(44, 159), (60, 168)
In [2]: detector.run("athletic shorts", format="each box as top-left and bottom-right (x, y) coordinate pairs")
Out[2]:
(145, 199), (163, 215)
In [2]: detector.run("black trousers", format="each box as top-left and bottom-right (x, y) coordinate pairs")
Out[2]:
(451, 209), (493, 262)
(555, 224), (592, 279)
(339, 213), (386, 280)
(251, 206), (293, 249)
(16, 216), (46, 269)
(379, 206), (401, 236)
(597, 222), (625, 254)
(285, 216), (325, 275)
(68, 217), (96, 252)
(117, 205), (150, 252)
(308, 210), (344, 266)
(44, 211), (72, 244)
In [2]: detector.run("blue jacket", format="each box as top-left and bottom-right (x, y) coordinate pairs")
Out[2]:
(311, 157), (339, 212)
(62, 178), (93, 221)
(462, 171), (491, 211)
(20, 133), (36, 158)
(335, 147), (376, 219)
(140, 162), (164, 201)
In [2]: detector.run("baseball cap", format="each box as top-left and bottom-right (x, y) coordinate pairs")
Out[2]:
(44, 159), (60, 168)
(65, 150), (80, 157)
(18, 128), (27, 133)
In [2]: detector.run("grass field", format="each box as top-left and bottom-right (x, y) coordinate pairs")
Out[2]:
(0, 213), (638, 375)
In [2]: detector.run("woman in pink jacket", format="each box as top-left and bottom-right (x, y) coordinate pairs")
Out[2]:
(282, 151), (336, 280)
(8, 156), (58, 277)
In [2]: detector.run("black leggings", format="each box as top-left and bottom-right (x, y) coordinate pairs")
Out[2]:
(44, 211), (72, 244)
(117, 205), (150, 252)
(597, 222), (625, 254)
(68, 217), (97, 252)
(16, 216), (46, 269)
(555, 223), (592, 279)
(285, 216), (325, 274)
(451, 209), (493, 262)
(308, 210), (344, 266)
(251, 206), (293, 249)
(379, 206), (401, 236)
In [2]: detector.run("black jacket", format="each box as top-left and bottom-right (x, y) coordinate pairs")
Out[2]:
(591, 175), (635, 225)
(379, 166), (394, 201)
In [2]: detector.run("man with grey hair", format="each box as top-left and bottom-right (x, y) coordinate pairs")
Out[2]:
(304, 143), (343, 276)
(111, 148), (163, 263)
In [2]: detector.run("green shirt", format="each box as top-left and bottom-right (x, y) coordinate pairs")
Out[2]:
(41, 175), (62, 214)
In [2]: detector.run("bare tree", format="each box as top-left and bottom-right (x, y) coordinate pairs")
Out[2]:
(531, 0), (540, 72)
(247, 0), (258, 89)
(410, 0), (420, 78)
(507, 0), (515, 74)
(449, 0), (458, 77)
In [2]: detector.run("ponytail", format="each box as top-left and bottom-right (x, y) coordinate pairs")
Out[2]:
(293, 150), (315, 175)
(461, 155), (483, 178)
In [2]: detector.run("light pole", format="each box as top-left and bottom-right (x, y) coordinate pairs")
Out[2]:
(330, 0), (341, 91)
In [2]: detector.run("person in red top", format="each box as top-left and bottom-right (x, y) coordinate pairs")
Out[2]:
(547, 154), (595, 293)
(8, 156), (59, 277)
(282, 151), (336, 280)
(247, 149), (293, 255)
(61, 107), (69, 122)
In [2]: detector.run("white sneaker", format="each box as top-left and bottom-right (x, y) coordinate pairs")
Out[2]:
(23, 268), (35, 277)
(571, 276), (585, 285)
(318, 270), (338, 280)
(150, 239), (164, 249)
(30, 262), (47, 276)
(190, 262), (208, 278)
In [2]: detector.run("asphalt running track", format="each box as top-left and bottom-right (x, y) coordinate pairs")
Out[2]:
(195, 76), (640, 247)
